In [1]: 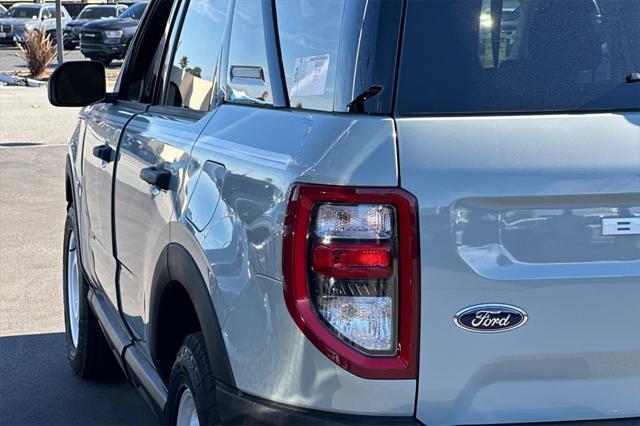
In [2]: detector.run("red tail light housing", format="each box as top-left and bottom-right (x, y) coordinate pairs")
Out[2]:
(283, 183), (419, 379)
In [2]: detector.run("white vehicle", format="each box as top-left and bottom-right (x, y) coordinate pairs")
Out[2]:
(0, 3), (71, 44)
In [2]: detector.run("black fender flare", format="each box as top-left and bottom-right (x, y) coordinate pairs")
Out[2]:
(148, 244), (235, 388)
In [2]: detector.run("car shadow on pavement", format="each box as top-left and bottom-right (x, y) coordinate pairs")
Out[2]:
(0, 142), (44, 147)
(0, 332), (158, 425)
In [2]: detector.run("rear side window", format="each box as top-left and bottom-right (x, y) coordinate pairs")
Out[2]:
(397, 0), (640, 114)
(164, 0), (229, 111)
(225, 0), (274, 106)
(275, 0), (344, 111)
(275, 0), (403, 113)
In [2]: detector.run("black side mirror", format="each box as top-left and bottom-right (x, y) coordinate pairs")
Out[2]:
(48, 61), (107, 107)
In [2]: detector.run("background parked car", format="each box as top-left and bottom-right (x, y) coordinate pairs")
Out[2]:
(64, 4), (128, 50)
(0, 3), (71, 45)
(80, 1), (146, 66)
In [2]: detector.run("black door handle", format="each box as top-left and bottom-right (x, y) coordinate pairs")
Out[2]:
(140, 166), (172, 191)
(92, 144), (114, 163)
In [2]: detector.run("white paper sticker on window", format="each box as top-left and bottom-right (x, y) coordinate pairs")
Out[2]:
(290, 54), (330, 97)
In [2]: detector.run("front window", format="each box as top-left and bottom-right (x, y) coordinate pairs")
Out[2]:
(78, 7), (119, 20)
(6, 6), (40, 19)
(119, 2), (147, 20)
(397, 0), (640, 114)
(41, 7), (53, 20)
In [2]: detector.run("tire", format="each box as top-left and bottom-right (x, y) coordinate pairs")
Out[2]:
(63, 206), (119, 379)
(165, 332), (220, 426)
(98, 57), (113, 67)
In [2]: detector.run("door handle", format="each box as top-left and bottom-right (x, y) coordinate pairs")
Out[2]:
(140, 166), (172, 191)
(92, 145), (114, 163)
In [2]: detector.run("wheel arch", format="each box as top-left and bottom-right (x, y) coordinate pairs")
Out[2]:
(148, 244), (235, 388)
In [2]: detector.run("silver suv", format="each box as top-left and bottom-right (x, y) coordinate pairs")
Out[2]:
(49, 0), (640, 425)
(0, 2), (71, 44)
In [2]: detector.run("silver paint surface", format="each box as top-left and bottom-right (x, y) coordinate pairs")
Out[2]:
(396, 112), (640, 425)
(170, 104), (415, 415)
(115, 109), (212, 344)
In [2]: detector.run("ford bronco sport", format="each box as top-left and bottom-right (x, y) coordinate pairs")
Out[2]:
(49, 0), (640, 424)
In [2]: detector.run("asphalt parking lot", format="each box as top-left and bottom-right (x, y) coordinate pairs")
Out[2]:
(0, 86), (157, 425)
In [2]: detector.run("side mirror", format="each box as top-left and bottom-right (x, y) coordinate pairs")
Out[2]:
(48, 61), (107, 107)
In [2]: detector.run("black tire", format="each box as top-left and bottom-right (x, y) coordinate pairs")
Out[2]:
(98, 57), (113, 67)
(165, 332), (220, 426)
(63, 206), (119, 379)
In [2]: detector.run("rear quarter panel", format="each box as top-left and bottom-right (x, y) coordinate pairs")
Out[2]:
(170, 104), (417, 415)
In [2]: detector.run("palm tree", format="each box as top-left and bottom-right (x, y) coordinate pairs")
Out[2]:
(178, 56), (189, 70)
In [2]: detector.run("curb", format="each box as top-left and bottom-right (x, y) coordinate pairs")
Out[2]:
(0, 72), (47, 88)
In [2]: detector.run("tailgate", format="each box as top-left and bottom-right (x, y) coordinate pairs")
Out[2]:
(396, 113), (640, 425)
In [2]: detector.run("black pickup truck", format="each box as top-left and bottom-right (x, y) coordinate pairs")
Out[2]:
(79, 2), (147, 66)
(64, 4), (128, 50)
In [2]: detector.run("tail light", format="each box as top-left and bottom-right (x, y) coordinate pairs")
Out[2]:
(283, 184), (419, 379)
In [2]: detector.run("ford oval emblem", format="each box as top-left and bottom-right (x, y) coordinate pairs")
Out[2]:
(454, 304), (528, 333)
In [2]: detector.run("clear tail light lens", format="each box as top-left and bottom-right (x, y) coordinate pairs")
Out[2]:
(283, 184), (419, 379)
(315, 204), (394, 240)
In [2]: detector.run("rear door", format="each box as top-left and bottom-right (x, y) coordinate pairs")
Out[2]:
(395, 1), (640, 424)
(113, 0), (229, 344)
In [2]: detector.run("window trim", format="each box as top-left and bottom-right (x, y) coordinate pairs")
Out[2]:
(261, 0), (288, 108)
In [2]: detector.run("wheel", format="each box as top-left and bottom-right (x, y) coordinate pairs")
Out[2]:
(64, 43), (76, 50)
(63, 206), (118, 379)
(98, 57), (113, 67)
(165, 332), (220, 426)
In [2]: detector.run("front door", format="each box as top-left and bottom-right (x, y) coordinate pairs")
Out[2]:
(80, 102), (144, 303)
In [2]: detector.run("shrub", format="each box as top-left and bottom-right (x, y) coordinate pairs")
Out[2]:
(17, 29), (57, 79)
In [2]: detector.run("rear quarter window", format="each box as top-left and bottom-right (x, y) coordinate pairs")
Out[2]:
(275, 0), (403, 113)
(275, 0), (345, 111)
(397, 0), (640, 115)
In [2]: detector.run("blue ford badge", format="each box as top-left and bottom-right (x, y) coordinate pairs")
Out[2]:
(454, 304), (527, 333)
